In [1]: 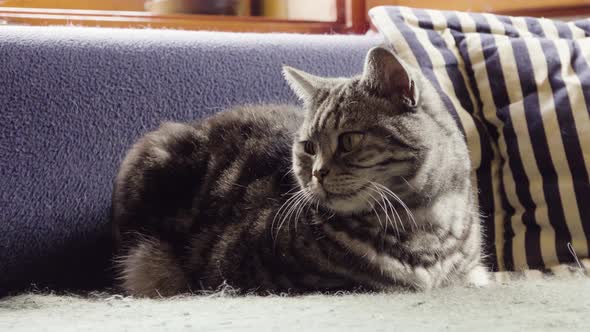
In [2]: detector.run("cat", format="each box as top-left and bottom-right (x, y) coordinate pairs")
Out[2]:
(111, 46), (489, 297)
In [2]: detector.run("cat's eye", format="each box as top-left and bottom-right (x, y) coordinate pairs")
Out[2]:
(302, 141), (316, 155)
(339, 132), (364, 152)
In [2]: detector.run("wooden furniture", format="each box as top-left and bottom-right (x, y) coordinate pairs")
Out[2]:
(1, 0), (589, 33)
(0, 0), (365, 33)
(0, 0), (146, 11)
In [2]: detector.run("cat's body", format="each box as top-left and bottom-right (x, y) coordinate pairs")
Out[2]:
(112, 47), (488, 297)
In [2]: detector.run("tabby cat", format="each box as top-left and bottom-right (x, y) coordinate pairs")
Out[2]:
(112, 47), (488, 297)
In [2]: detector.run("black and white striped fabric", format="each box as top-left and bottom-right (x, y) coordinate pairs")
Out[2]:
(370, 6), (590, 273)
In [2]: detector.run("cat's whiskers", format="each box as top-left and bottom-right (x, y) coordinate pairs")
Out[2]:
(282, 191), (306, 229)
(314, 196), (321, 213)
(305, 192), (318, 221)
(280, 168), (297, 184)
(400, 176), (417, 192)
(373, 185), (405, 233)
(281, 184), (300, 196)
(369, 186), (405, 236)
(373, 181), (418, 229)
(364, 189), (391, 235)
(275, 188), (313, 241)
(327, 210), (336, 220)
(359, 193), (392, 252)
(381, 184), (417, 229)
(367, 185), (401, 237)
(293, 190), (313, 232)
(273, 190), (301, 225)
(272, 190), (305, 241)
(362, 191), (385, 233)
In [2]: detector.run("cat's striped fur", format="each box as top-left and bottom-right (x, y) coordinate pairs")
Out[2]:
(112, 47), (488, 297)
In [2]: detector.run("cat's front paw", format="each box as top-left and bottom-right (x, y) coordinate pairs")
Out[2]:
(466, 265), (490, 287)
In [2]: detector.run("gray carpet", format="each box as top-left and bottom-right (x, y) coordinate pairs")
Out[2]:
(1, 276), (588, 332)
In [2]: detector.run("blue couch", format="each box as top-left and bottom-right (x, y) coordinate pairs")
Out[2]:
(0, 26), (380, 295)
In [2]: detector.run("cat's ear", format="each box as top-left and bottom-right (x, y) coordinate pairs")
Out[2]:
(282, 66), (329, 103)
(360, 47), (419, 108)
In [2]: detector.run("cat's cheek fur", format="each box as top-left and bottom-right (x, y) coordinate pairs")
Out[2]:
(292, 153), (312, 188)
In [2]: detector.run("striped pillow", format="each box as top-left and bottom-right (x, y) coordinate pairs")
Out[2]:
(455, 18), (590, 271)
(370, 6), (590, 272)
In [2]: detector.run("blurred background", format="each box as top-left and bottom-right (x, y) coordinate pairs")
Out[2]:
(1, 1), (589, 33)
(0, 0), (339, 21)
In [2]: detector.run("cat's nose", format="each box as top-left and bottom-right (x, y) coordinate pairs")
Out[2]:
(313, 168), (330, 182)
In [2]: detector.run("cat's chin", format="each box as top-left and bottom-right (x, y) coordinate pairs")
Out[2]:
(320, 196), (372, 216)
(306, 183), (372, 215)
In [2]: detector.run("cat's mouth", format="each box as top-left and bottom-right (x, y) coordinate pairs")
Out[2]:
(311, 183), (372, 214)
(310, 180), (370, 198)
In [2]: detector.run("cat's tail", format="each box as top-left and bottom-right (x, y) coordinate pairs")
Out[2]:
(113, 235), (190, 298)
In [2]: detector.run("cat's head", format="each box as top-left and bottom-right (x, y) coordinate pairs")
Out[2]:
(283, 47), (461, 215)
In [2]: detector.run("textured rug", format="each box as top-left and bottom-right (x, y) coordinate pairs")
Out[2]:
(1, 275), (588, 332)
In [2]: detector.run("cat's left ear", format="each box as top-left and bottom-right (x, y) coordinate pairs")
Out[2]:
(282, 66), (330, 104)
(360, 47), (419, 108)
